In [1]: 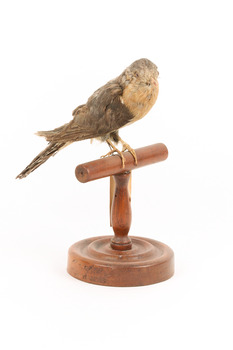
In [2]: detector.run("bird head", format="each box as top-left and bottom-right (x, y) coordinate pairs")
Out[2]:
(121, 58), (159, 89)
(120, 59), (159, 120)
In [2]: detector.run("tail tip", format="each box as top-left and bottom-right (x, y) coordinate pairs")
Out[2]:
(35, 131), (44, 137)
(16, 173), (25, 179)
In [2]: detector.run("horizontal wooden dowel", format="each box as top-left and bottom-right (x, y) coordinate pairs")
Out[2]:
(75, 143), (168, 183)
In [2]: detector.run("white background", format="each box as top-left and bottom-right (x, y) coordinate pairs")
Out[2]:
(1, 0), (232, 349)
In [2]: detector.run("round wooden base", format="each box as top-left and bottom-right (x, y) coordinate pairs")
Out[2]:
(67, 236), (174, 287)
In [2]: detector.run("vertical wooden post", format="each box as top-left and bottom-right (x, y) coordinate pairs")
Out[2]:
(111, 172), (132, 250)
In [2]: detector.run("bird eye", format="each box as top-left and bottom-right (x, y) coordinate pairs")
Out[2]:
(134, 72), (139, 77)
(146, 82), (151, 86)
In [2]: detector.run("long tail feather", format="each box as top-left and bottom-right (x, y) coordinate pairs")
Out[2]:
(16, 142), (67, 179)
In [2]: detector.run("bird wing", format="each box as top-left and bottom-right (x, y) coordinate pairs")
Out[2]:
(41, 81), (134, 143)
(84, 80), (134, 135)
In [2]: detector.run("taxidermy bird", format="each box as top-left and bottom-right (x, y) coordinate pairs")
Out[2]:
(16, 58), (159, 179)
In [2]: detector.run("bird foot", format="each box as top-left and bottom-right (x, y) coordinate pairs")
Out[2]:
(102, 138), (137, 168)
(101, 146), (126, 168)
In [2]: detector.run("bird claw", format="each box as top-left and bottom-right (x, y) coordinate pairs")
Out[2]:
(121, 142), (138, 165)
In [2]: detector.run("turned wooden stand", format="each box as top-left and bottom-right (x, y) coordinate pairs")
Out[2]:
(67, 143), (174, 287)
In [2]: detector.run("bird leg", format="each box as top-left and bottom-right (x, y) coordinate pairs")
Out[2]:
(118, 136), (138, 165)
(101, 139), (126, 167)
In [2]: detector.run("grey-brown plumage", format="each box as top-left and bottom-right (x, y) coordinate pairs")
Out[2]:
(16, 58), (159, 179)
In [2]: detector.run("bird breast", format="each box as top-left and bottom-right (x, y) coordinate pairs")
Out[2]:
(122, 80), (159, 125)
